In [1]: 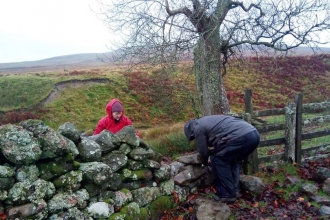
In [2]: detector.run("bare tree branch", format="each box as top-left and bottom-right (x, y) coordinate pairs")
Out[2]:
(98, 0), (330, 115)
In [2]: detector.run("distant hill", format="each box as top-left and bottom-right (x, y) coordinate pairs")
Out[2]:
(1, 46), (330, 74)
(0, 52), (115, 74)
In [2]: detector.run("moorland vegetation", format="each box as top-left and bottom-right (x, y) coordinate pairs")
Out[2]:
(0, 54), (330, 155)
(1, 54), (330, 219)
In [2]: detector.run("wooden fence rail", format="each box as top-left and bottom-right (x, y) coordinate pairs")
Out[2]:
(243, 89), (330, 174)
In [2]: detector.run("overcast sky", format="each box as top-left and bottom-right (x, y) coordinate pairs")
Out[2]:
(0, 0), (112, 63)
(1, 1), (330, 64)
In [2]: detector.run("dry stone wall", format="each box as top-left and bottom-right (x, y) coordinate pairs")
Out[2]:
(0, 120), (211, 220)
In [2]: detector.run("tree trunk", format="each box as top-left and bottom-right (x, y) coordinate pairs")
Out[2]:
(193, 30), (231, 116)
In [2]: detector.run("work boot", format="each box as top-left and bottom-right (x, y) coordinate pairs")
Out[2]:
(209, 193), (236, 204)
(210, 194), (221, 202)
(220, 197), (236, 204)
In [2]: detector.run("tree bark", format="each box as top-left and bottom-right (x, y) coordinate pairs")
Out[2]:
(193, 29), (231, 116)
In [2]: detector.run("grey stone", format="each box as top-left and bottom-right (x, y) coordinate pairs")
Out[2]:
(88, 202), (114, 218)
(283, 176), (301, 186)
(195, 198), (231, 220)
(323, 178), (330, 194)
(16, 165), (39, 183)
(153, 165), (172, 182)
(104, 173), (123, 191)
(116, 126), (140, 147)
(88, 130), (119, 153)
(118, 143), (132, 155)
(77, 138), (102, 162)
(129, 147), (153, 161)
(300, 183), (318, 196)
(0, 124), (42, 165)
(79, 162), (112, 185)
(6, 200), (48, 220)
(173, 165), (204, 185)
(310, 195), (330, 206)
(52, 170), (82, 191)
(131, 187), (161, 207)
(159, 179), (175, 196)
(174, 185), (190, 203)
(0, 165), (15, 178)
(57, 122), (80, 143)
(48, 207), (88, 220)
(143, 159), (161, 169)
(240, 174), (265, 196)
(7, 179), (55, 204)
(177, 153), (202, 165)
(101, 152), (128, 172)
(0, 177), (15, 190)
(126, 159), (144, 170)
(47, 189), (89, 214)
(319, 205), (330, 216)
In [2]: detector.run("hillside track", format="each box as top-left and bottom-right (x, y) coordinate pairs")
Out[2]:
(0, 78), (111, 115)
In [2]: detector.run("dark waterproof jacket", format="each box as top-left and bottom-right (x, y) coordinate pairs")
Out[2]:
(184, 115), (256, 165)
(93, 99), (133, 135)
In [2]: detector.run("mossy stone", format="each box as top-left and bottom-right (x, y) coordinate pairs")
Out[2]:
(108, 212), (126, 220)
(148, 196), (174, 219)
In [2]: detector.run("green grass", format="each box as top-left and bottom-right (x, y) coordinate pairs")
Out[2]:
(258, 163), (298, 184)
(139, 122), (196, 156)
(302, 136), (330, 149)
(42, 83), (125, 133)
(260, 115), (286, 124)
(1, 57), (330, 158)
(0, 75), (56, 111)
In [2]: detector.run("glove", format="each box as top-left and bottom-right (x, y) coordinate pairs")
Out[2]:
(205, 165), (213, 173)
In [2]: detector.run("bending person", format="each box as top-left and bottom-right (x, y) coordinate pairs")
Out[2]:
(184, 115), (260, 204)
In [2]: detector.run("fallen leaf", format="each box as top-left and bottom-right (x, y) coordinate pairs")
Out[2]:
(211, 186), (217, 193)
(173, 192), (179, 204)
(186, 194), (197, 203)
(159, 211), (169, 220)
(251, 202), (259, 207)
(260, 207), (266, 213)
(0, 214), (6, 220)
(114, 207), (121, 212)
(296, 197), (304, 202)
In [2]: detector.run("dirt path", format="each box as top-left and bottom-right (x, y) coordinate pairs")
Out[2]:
(41, 78), (111, 106)
(0, 78), (111, 115)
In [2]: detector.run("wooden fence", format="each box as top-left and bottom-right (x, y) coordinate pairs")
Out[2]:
(242, 89), (330, 174)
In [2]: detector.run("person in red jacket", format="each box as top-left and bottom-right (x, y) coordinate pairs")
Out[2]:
(93, 99), (139, 136)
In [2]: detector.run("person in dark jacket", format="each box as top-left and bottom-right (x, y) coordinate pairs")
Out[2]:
(184, 115), (260, 204)
(94, 99), (140, 137)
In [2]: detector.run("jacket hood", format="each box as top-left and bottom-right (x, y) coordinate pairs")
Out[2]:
(184, 119), (197, 141)
(106, 99), (125, 116)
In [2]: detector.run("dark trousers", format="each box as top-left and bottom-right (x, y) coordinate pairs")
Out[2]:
(210, 130), (260, 198)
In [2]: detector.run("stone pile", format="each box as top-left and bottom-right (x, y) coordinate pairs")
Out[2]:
(0, 120), (211, 220)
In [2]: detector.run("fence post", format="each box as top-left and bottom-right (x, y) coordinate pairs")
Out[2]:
(284, 103), (296, 163)
(244, 89), (253, 114)
(295, 94), (303, 164)
(242, 89), (259, 174)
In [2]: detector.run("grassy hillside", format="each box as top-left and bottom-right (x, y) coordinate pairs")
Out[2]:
(0, 55), (330, 137)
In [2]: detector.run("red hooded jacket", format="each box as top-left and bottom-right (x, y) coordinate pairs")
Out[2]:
(93, 99), (135, 135)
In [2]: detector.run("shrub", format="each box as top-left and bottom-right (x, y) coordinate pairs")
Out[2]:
(0, 111), (40, 125)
